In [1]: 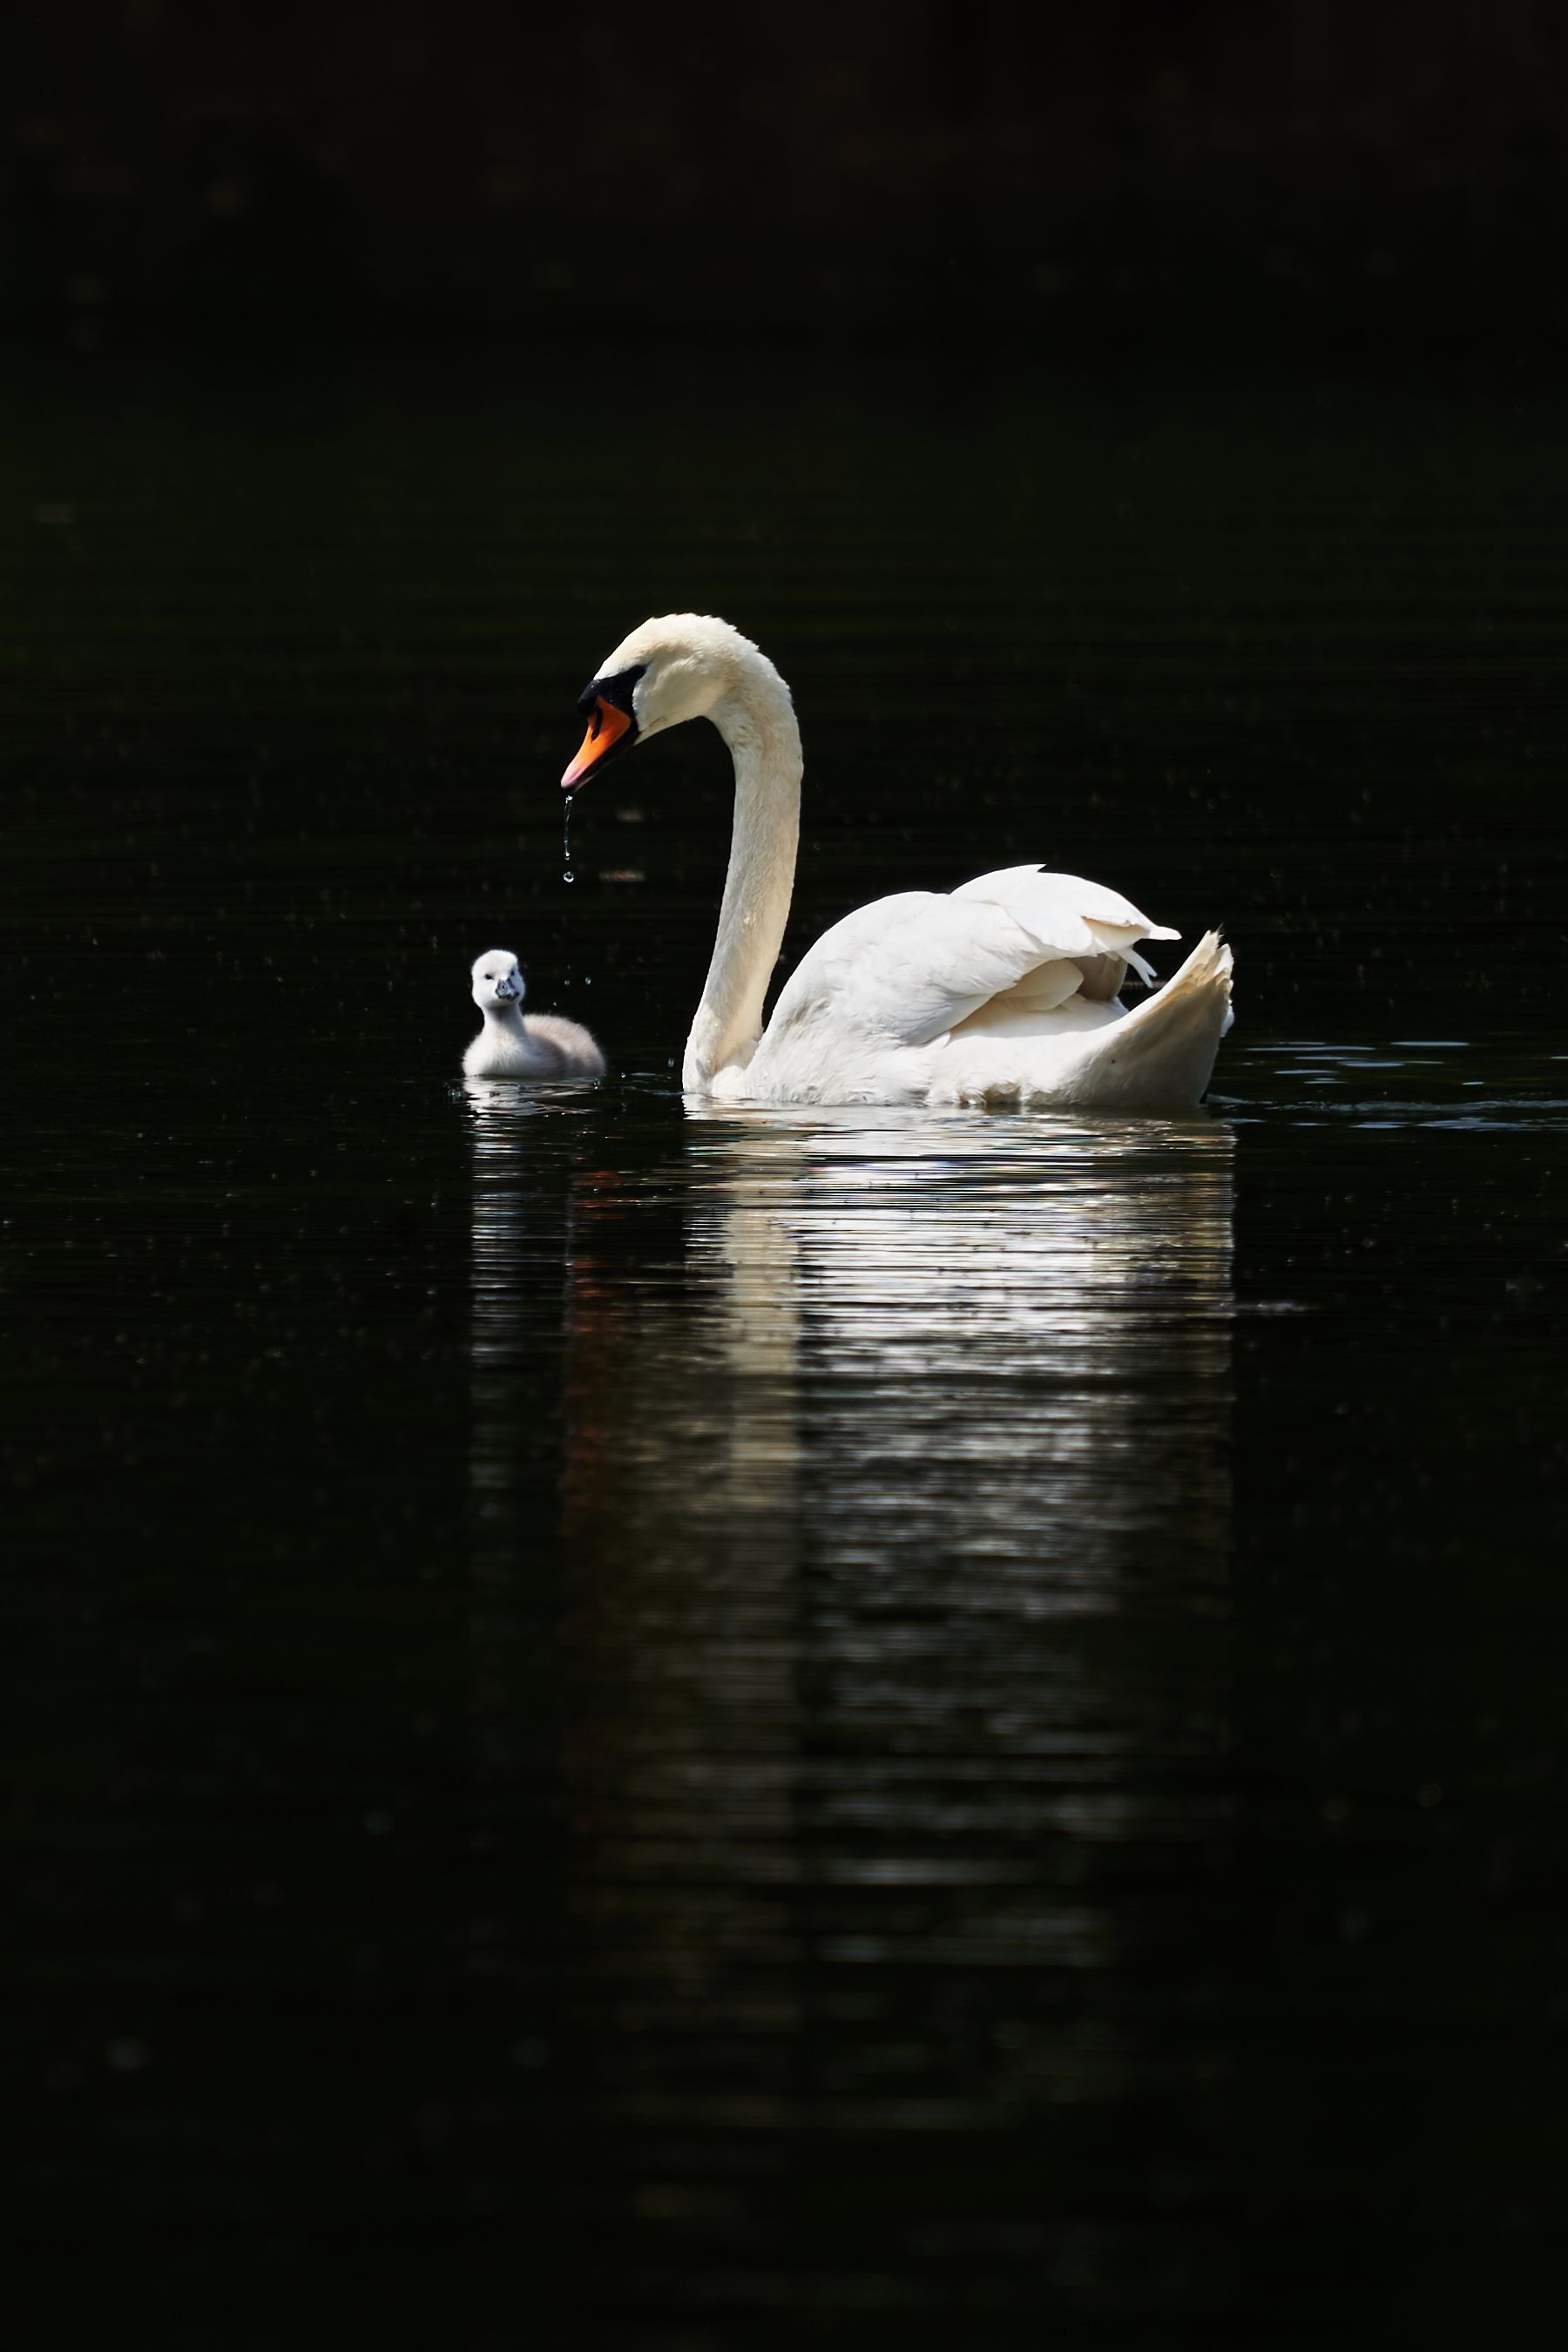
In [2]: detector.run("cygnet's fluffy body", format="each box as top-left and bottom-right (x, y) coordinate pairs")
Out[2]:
(463, 950), (605, 1080)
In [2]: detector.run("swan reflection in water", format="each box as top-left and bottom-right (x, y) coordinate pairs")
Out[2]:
(466, 1088), (1236, 2327)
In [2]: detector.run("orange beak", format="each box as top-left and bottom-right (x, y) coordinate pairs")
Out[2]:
(561, 696), (632, 793)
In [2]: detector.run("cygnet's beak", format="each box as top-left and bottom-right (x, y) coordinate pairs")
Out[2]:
(562, 686), (637, 793)
(495, 973), (523, 1002)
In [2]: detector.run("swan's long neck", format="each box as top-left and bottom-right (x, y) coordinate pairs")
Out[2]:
(683, 655), (801, 1092)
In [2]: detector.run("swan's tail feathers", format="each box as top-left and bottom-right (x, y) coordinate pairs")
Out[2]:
(1059, 929), (1234, 1112)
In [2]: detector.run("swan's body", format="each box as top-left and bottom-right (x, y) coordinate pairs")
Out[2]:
(463, 950), (605, 1081)
(560, 616), (1233, 1110)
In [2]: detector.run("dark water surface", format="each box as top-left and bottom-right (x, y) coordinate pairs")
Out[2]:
(3, 351), (1565, 2348)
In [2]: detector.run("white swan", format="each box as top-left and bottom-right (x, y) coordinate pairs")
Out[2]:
(463, 950), (605, 1080)
(560, 615), (1233, 1109)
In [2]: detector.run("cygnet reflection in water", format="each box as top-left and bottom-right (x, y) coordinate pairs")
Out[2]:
(463, 1098), (1237, 2288)
(463, 948), (605, 1080)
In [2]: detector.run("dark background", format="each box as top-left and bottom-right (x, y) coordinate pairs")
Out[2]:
(5, 11), (1568, 2352)
(8, 0), (1568, 353)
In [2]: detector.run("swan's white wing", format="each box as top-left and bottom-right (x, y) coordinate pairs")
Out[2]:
(952, 865), (1179, 989)
(952, 863), (1176, 944)
(763, 890), (1059, 1051)
(763, 868), (1179, 1058)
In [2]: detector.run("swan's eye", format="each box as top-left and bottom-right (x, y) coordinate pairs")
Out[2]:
(577, 662), (645, 721)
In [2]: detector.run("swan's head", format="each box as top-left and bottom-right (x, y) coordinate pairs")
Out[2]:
(472, 950), (525, 1011)
(560, 613), (767, 794)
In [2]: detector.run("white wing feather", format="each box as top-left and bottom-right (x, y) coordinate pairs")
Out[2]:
(954, 865), (1179, 994)
(951, 863), (1178, 951)
(764, 866), (1178, 1056)
(765, 890), (1050, 1051)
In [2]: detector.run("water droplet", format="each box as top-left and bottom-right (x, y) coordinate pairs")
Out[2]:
(563, 797), (575, 884)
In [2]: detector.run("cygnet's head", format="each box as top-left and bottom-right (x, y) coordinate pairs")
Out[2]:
(472, 950), (525, 1011)
(560, 613), (772, 794)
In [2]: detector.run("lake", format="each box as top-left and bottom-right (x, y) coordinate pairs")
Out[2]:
(3, 345), (1565, 2348)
